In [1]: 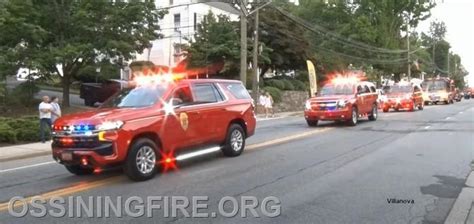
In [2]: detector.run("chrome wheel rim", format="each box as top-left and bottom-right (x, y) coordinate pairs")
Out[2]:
(230, 130), (243, 152)
(372, 106), (377, 119)
(136, 146), (156, 174)
(352, 109), (357, 124)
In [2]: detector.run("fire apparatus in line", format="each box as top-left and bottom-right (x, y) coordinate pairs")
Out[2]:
(381, 83), (424, 112)
(304, 74), (379, 126)
(422, 77), (455, 105)
(52, 74), (256, 181)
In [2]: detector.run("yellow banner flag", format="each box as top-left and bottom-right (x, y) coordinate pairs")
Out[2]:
(306, 60), (317, 97)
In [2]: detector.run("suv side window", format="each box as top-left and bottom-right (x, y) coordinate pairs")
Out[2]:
(357, 85), (364, 94)
(222, 82), (251, 99)
(192, 84), (223, 104)
(171, 85), (194, 106)
(370, 86), (376, 93)
(414, 86), (421, 92)
(364, 85), (371, 94)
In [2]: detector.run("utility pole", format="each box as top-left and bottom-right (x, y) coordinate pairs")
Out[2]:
(240, 0), (248, 86)
(252, 0), (260, 102)
(447, 50), (450, 76)
(406, 20), (411, 79)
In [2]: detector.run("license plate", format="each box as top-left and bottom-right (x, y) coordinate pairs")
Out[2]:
(61, 152), (73, 161)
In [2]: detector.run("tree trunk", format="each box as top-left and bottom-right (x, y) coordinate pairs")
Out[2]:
(62, 72), (70, 107)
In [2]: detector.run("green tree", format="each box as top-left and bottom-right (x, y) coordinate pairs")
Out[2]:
(0, 0), (165, 107)
(183, 11), (240, 78)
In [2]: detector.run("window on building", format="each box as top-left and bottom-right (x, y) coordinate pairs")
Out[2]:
(169, 0), (173, 6)
(174, 13), (181, 29)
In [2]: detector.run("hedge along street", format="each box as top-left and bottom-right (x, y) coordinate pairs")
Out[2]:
(0, 116), (51, 144)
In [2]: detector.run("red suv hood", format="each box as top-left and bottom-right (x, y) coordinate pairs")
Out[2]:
(54, 107), (162, 126)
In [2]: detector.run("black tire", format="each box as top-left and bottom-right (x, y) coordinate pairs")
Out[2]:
(306, 119), (319, 127)
(124, 138), (159, 181)
(418, 101), (424, 110)
(368, 104), (377, 121)
(65, 165), (94, 175)
(347, 107), (358, 126)
(222, 124), (246, 157)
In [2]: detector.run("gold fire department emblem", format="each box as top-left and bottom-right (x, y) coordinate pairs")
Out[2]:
(179, 112), (189, 130)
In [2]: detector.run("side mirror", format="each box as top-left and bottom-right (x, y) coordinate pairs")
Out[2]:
(171, 98), (183, 107)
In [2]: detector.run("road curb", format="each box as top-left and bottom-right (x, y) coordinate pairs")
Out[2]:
(444, 171), (474, 224)
(0, 151), (51, 163)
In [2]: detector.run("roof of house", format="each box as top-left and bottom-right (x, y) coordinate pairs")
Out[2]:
(203, 2), (240, 15)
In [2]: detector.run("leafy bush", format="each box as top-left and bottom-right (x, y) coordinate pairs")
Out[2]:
(263, 86), (282, 103)
(0, 116), (50, 143)
(291, 80), (307, 91)
(265, 79), (285, 90)
(281, 80), (295, 90)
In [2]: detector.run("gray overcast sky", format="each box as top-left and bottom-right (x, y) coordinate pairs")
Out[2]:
(418, 0), (474, 86)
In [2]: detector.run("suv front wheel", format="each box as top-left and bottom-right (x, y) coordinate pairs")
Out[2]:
(124, 138), (159, 181)
(347, 107), (358, 126)
(222, 124), (245, 157)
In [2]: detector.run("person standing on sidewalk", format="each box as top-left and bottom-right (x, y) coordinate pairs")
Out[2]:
(39, 96), (54, 143)
(50, 96), (62, 123)
(264, 92), (274, 118)
(259, 91), (267, 116)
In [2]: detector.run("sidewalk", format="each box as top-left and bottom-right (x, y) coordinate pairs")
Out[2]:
(0, 142), (52, 162)
(445, 170), (474, 224)
(0, 111), (304, 162)
(256, 111), (302, 121)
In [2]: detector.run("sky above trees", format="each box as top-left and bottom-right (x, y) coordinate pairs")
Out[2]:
(418, 0), (474, 86)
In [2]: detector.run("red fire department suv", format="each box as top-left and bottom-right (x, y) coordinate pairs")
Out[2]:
(381, 83), (424, 112)
(304, 76), (378, 126)
(51, 76), (256, 181)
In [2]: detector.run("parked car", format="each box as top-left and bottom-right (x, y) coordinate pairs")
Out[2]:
(79, 79), (128, 107)
(304, 77), (378, 126)
(52, 77), (256, 181)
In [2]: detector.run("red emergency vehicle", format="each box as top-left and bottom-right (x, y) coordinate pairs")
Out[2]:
(52, 75), (256, 181)
(381, 83), (424, 112)
(304, 74), (378, 126)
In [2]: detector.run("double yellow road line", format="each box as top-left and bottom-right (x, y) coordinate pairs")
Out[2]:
(0, 127), (332, 212)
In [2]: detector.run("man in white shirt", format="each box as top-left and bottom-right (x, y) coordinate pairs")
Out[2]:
(39, 96), (54, 143)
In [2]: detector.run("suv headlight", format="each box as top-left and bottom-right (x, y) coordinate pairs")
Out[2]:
(305, 100), (311, 110)
(96, 121), (124, 131)
(336, 100), (347, 108)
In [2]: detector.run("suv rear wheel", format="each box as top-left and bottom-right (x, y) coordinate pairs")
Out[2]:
(65, 165), (94, 175)
(418, 101), (424, 110)
(124, 138), (159, 181)
(368, 104), (378, 121)
(222, 124), (245, 157)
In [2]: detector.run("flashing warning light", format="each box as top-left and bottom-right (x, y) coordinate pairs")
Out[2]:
(159, 151), (177, 172)
(81, 157), (88, 166)
(133, 72), (185, 87)
(331, 76), (360, 85)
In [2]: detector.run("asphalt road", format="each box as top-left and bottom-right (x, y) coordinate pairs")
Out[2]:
(0, 100), (473, 224)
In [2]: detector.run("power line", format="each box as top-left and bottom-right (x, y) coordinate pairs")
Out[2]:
(271, 5), (411, 55)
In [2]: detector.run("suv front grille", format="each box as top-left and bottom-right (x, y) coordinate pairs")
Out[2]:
(52, 136), (101, 148)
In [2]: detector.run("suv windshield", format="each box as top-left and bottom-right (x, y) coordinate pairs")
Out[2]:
(386, 86), (411, 94)
(319, 84), (353, 96)
(101, 85), (166, 108)
(423, 81), (448, 92)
